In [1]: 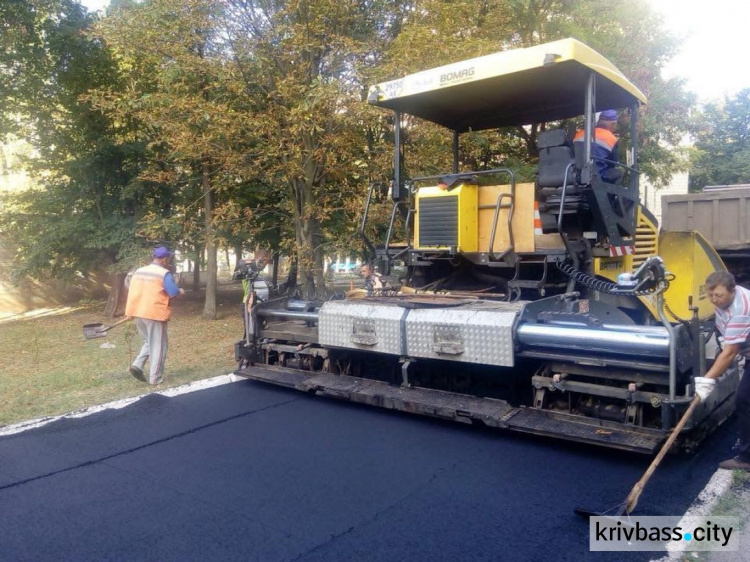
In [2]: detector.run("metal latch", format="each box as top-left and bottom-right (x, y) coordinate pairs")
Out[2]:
(432, 325), (464, 355)
(351, 319), (378, 346)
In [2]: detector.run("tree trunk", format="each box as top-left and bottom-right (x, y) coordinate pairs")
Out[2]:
(202, 160), (217, 320)
(233, 244), (243, 269)
(271, 252), (279, 288)
(104, 272), (127, 318)
(192, 245), (201, 291)
(294, 204), (323, 300)
(292, 164), (328, 299)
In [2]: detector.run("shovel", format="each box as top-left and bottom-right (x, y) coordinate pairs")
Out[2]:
(574, 395), (702, 518)
(82, 317), (132, 340)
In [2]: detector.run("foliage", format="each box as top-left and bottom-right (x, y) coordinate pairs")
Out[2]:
(689, 89), (750, 191)
(216, 0), (401, 297)
(93, 0), (263, 316)
(1, 0), (709, 310)
(0, 0), (146, 283)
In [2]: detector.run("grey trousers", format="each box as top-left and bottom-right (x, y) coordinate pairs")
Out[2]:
(133, 317), (169, 385)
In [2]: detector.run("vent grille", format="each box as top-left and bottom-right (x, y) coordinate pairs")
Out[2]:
(632, 214), (658, 269)
(419, 196), (458, 246)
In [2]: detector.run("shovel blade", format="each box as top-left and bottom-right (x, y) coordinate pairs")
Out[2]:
(574, 504), (627, 519)
(574, 507), (602, 519)
(83, 323), (107, 340)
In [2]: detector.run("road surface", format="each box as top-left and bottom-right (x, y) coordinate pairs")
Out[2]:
(0, 378), (738, 561)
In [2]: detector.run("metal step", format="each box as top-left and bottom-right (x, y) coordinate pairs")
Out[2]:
(503, 408), (664, 453)
(235, 365), (313, 389)
(234, 366), (666, 454)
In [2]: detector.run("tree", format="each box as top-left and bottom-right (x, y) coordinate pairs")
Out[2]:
(95, 0), (259, 318)
(0, 0), (148, 317)
(221, 0), (404, 299)
(689, 89), (750, 191)
(2, 0), (700, 317)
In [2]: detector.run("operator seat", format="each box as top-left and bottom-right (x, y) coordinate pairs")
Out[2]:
(536, 129), (583, 221)
(537, 129), (576, 189)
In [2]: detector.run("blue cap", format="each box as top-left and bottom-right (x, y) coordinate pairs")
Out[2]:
(153, 246), (171, 258)
(599, 109), (618, 121)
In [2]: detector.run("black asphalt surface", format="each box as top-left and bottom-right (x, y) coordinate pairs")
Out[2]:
(0, 378), (738, 561)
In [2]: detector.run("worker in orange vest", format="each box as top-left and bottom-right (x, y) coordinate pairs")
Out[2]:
(573, 109), (621, 184)
(125, 246), (185, 385)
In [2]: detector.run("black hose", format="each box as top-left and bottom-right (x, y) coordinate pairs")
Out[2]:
(556, 261), (669, 297)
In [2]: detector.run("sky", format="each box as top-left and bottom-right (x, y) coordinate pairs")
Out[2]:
(78, 0), (747, 103)
(653, 0), (748, 102)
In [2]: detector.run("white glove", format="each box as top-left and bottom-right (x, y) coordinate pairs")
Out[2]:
(694, 377), (716, 401)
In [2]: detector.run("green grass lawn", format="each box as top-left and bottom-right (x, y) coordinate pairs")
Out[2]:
(0, 285), (245, 427)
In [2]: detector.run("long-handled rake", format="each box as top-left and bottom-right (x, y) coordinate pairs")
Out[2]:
(574, 395), (701, 518)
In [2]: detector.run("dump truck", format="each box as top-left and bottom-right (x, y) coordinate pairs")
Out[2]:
(662, 185), (750, 285)
(234, 38), (737, 454)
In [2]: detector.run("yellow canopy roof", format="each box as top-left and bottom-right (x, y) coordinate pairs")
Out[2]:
(368, 38), (647, 132)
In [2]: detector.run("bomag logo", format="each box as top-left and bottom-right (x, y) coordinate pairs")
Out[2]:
(440, 67), (475, 84)
(600, 260), (623, 271)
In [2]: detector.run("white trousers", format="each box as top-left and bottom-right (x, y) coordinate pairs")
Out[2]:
(133, 317), (169, 385)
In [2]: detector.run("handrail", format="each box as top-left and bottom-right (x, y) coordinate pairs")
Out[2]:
(489, 193), (514, 260)
(592, 156), (640, 190)
(555, 162), (577, 234)
(410, 167), (516, 189)
(359, 181), (378, 260)
(383, 200), (407, 274)
(592, 157), (639, 176)
(365, 168), (519, 268)
(556, 162), (579, 293)
(404, 207), (414, 247)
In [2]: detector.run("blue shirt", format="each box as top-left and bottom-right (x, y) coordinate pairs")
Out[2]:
(163, 271), (181, 297)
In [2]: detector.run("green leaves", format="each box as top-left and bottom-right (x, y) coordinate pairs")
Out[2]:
(0, 0), (149, 283)
(689, 89), (750, 191)
(2, 0), (707, 301)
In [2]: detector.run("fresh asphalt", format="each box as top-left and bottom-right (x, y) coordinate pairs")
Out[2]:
(0, 377), (739, 562)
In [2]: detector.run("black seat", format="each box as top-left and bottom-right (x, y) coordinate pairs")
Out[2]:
(537, 129), (576, 188)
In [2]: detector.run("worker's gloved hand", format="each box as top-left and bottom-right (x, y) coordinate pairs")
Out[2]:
(694, 376), (716, 401)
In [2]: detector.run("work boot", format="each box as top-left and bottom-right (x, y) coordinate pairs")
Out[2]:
(129, 365), (146, 382)
(718, 457), (750, 471)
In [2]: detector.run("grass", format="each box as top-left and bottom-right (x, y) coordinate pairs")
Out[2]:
(0, 284), (245, 427)
(710, 470), (750, 518)
(680, 470), (750, 561)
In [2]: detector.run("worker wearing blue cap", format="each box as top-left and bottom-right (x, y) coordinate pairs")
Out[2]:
(573, 109), (622, 183)
(125, 246), (185, 385)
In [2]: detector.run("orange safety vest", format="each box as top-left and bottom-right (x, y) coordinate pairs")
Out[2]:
(125, 263), (172, 321)
(573, 127), (618, 153)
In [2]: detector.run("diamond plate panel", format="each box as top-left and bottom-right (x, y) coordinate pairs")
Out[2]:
(319, 301), (407, 355)
(405, 306), (522, 366)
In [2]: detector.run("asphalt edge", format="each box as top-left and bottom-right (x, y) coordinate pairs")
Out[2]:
(650, 468), (735, 561)
(0, 373), (241, 437)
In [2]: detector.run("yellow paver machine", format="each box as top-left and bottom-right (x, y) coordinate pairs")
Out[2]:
(235, 39), (736, 453)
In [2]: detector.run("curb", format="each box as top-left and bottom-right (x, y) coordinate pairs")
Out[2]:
(650, 468), (735, 561)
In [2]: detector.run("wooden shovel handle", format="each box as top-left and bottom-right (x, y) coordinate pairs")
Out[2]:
(625, 395), (701, 514)
(99, 317), (132, 331)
